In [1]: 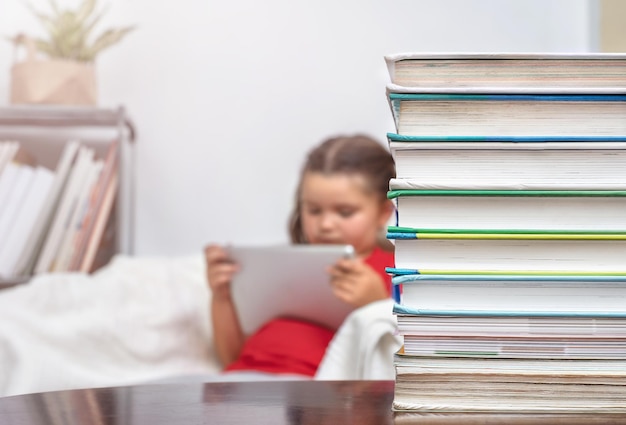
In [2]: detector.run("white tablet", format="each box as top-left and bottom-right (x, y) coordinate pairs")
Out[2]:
(228, 244), (355, 335)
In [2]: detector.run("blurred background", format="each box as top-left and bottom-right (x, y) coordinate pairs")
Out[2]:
(0, 0), (623, 257)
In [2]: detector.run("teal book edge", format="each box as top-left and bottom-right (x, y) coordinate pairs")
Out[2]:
(385, 267), (626, 277)
(386, 132), (626, 142)
(388, 93), (626, 102)
(387, 229), (626, 240)
(385, 267), (626, 303)
(392, 274), (626, 285)
(387, 189), (626, 199)
(387, 226), (626, 236)
(392, 303), (626, 318)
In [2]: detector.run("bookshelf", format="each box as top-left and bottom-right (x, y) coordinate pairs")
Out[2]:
(0, 105), (136, 287)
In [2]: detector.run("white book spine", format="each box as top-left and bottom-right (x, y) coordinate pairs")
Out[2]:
(13, 141), (81, 277)
(0, 167), (54, 277)
(34, 146), (94, 274)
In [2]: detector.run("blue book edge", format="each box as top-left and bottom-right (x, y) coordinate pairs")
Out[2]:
(386, 132), (626, 142)
(392, 303), (626, 318)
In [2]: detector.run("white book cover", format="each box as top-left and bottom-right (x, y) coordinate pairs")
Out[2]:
(0, 163), (20, 215)
(391, 192), (626, 231)
(0, 141), (19, 176)
(394, 274), (626, 315)
(34, 146), (94, 274)
(0, 166), (54, 278)
(395, 314), (626, 338)
(0, 165), (35, 245)
(393, 236), (626, 274)
(389, 141), (626, 187)
(384, 52), (626, 93)
(13, 141), (81, 277)
(387, 91), (626, 137)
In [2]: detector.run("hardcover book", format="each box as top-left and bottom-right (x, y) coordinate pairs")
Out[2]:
(387, 92), (626, 137)
(389, 231), (626, 274)
(388, 190), (626, 231)
(385, 52), (626, 92)
(388, 133), (626, 188)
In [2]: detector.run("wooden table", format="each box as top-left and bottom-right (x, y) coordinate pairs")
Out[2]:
(1, 380), (625, 424)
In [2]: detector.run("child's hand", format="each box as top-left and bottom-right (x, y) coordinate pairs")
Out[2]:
(328, 258), (388, 308)
(204, 244), (239, 300)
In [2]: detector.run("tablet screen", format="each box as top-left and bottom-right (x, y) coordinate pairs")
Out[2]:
(229, 244), (355, 335)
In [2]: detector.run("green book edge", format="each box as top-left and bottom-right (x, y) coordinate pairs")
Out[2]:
(388, 226), (626, 236)
(387, 189), (626, 199)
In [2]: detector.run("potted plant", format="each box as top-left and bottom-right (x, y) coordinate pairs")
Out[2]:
(9, 0), (135, 106)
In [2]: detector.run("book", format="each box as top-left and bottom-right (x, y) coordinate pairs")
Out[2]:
(393, 352), (626, 413)
(389, 231), (626, 274)
(385, 51), (626, 416)
(394, 311), (626, 338)
(388, 190), (626, 231)
(388, 133), (626, 188)
(229, 244), (355, 335)
(0, 164), (34, 245)
(0, 163), (20, 213)
(51, 158), (104, 272)
(392, 274), (626, 316)
(0, 166), (54, 278)
(0, 141), (19, 176)
(387, 92), (626, 137)
(69, 140), (119, 272)
(385, 52), (626, 92)
(78, 172), (118, 273)
(400, 334), (626, 360)
(12, 141), (81, 277)
(34, 146), (95, 274)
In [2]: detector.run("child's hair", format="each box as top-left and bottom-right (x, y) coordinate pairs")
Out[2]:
(288, 134), (396, 244)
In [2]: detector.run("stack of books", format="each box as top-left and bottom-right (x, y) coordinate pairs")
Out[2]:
(384, 53), (626, 414)
(0, 139), (119, 281)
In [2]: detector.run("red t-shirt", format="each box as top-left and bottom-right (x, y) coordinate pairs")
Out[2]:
(225, 246), (394, 376)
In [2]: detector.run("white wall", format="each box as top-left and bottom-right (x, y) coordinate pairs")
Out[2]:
(0, 0), (595, 257)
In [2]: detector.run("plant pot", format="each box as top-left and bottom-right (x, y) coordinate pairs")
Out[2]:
(10, 58), (98, 106)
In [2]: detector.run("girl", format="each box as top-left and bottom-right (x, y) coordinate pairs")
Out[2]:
(205, 134), (395, 379)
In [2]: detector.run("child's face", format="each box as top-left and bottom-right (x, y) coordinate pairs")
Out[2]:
(299, 172), (391, 257)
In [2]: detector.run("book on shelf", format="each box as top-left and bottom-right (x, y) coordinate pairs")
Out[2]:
(0, 163), (19, 215)
(385, 52), (626, 92)
(392, 352), (626, 413)
(0, 164), (35, 245)
(51, 158), (104, 272)
(77, 172), (119, 273)
(69, 140), (120, 273)
(388, 189), (626, 231)
(34, 145), (97, 274)
(387, 133), (626, 188)
(389, 230), (626, 274)
(12, 141), (81, 278)
(0, 141), (19, 175)
(387, 92), (626, 137)
(0, 166), (54, 278)
(391, 273), (626, 316)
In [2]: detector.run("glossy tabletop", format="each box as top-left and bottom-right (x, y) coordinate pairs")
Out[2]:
(1, 380), (626, 425)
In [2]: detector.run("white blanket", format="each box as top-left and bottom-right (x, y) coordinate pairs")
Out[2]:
(0, 254), (221, 397)
(0, 255), (400, 397)
(315, 298), (402, 380)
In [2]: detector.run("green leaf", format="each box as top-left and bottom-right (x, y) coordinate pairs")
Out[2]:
(20, 0), (135, 62)
(76, 0), (97, 22)
(82, 26), (135, 61)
